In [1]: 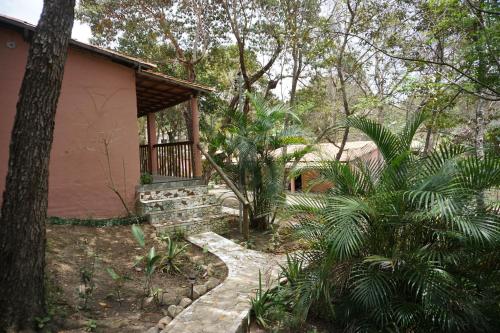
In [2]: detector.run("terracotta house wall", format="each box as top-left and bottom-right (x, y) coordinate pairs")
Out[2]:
(302, 170), (333, 193)
(0, 28), (140, 218)
(299, 149), (382, 193)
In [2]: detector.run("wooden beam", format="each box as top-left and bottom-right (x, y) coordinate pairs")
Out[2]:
(190, 95), (202, 178)
(146, 113), (158, 174)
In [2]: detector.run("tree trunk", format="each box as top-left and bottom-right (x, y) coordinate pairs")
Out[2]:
(475, 98), (486, 209)
(335, 63), (351, 161)
(475, 98), (486, 160)
(0, 0), (75, 330)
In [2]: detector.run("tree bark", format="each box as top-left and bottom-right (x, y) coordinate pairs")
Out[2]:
(0, 0), (75, 330)
(334, 0), (356, 161)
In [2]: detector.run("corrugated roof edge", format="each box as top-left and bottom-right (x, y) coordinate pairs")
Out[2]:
(138, 70), (215, 94)
(0, 13), (156, 69)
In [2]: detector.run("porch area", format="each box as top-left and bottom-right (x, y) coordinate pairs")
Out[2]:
(135, 70), (213, 181)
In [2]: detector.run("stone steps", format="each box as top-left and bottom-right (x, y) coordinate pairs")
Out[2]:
(153, 214), (229, 235)
(149, 204), (222, 224)
(137, 180), (230, 235)
(138, 185), (208, 201)
(140, 194), (218, 214)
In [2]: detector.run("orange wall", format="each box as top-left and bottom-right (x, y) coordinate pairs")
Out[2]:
(301, 149), (382, 193)
(0, 28), (140, 218)
(302, 170), (333, 193)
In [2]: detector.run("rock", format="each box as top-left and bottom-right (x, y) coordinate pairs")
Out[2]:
(167, 305), (178, 318)
(206, 262), (224, 276)
(157, 316), (172, 330)
(143, 296), (154, 306)
(204, 277), (220, 290)
(193, 284), (207, 299)
(178, 297), (192, 308)
(161, 291), (179, 305)
(167, 305), (183, 318)
(146, 326), (159, 333)
(206, 263), (216, 276)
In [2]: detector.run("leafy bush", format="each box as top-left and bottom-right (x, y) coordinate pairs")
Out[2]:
(140, 172), (153, 185)
(222, 93), (306, 230)
(265, 113), (500, 332)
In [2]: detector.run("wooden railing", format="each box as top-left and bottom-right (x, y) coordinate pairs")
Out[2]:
(197, 143), (249, 240)
(155, 141), (194, 178)
(139, 144), (150, 174)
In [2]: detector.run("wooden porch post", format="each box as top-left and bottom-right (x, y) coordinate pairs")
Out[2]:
(290, 176), (296, 193)
(190, 94), (202, 177)
(146, 112), (158, 174)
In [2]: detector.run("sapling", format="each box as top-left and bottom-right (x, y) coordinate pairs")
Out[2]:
(76, 238), (98, 310)
(106, 267), (130, 305)
(131, 225), (161, 302)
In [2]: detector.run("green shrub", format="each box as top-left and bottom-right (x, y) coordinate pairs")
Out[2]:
(140, 173), (153, 185)
(264, 113), (500, 332)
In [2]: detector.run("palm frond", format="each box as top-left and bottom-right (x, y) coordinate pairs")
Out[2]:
(346, 116), (403, 162)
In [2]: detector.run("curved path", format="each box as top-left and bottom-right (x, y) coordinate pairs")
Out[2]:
(164, 232), (284, 333)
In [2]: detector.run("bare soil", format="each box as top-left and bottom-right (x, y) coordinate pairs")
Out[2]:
(44, 224), (227, 332)
(220, 217), (305, 254)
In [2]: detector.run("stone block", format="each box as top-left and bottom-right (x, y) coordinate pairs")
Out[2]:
(167, 304), (183, 318)
(160, 291), (179, 305)
(157, 316), (172, 330)
(146, 326), (159, 333)
(204, 277), (221, 290)
(178, 297), (192, 308)
(192, 284), (208, 299)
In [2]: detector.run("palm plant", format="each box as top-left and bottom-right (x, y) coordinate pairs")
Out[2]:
(158, 234), (189, 274)
(224, 93), (305, 230)
(280, 113), (500, 332)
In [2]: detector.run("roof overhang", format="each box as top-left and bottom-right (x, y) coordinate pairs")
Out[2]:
(0, 14), (215, 117)
(136, 70), (214, 117)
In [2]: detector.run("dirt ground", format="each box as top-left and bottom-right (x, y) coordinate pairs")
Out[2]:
(44, 224), (227, 332)
(220, 217), (305, 254)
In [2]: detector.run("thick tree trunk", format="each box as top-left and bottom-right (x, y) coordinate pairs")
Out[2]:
(0, 0), (75, 330)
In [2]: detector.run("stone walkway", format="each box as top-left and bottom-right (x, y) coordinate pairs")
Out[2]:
(164, 232), (284, 333)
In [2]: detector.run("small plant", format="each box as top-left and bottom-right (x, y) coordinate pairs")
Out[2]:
(241, 237), (256, 249)
(140, 172), (153, 185)
(266, 225), (281, 252)
(150, 286), (164, 305)
(77, 238), (98, 310)
(158, 234), (189, 274)
(249, 270), (274, 328)
(131, 224), (161, 300)
(279, 254), (303, 286)
(84, 319), (97, 332)
(106, 267), (130, 304)
(34, 315), (51, 330)
(171, 228), (186, 241)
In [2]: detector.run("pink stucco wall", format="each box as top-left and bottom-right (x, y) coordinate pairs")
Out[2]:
(0, 28), (140, 218)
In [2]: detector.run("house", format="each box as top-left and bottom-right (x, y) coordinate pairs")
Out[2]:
(278, 141), (381, 193)
(0, 14), (213, 218)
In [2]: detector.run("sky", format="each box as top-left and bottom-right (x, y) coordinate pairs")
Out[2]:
(0, 0), (91, 42)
